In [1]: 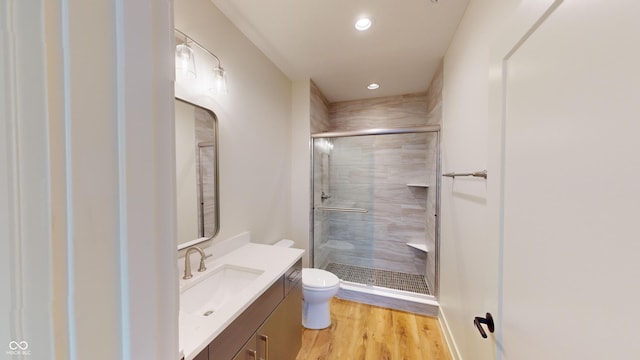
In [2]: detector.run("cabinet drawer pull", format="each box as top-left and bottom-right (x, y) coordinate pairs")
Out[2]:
(287, 269), (301, 282)
(247, 349), (257, 360)
(259, 334), (269, 360)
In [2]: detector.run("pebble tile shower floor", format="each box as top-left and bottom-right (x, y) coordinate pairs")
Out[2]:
(325, 262), (431, 295)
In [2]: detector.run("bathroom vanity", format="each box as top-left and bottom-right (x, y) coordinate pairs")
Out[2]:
(179, 240), (304, 360)
(205, 259), (302, 360)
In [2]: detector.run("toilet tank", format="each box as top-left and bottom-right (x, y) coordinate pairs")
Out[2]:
(273, 239), (294, 248)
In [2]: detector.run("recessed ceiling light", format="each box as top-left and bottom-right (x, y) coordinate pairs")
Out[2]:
(355, 18), (372, 31)
(367, 83), (380, 90)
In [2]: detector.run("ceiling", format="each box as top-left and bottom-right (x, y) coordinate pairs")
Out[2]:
(211, 0), (469, 103)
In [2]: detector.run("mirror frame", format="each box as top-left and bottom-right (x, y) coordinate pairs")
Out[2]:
(175, 97), (220, 250)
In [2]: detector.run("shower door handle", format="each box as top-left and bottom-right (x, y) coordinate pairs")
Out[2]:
(473, 313), (495, 339)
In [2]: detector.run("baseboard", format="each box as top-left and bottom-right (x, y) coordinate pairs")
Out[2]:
(439, 308), (462, 360)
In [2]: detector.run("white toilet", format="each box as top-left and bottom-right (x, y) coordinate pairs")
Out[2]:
(274, 239), (341, 329)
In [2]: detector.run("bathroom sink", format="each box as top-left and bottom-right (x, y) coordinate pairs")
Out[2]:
(180, 264), (264, 317)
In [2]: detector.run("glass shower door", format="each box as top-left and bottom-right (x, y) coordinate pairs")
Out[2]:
(312, 131), (439, 296)
(312, 136), (375, 284)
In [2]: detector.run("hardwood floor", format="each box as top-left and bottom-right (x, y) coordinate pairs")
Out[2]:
(296, 298), (452, 360)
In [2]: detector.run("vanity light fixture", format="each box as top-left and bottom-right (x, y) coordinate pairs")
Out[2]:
(209, 63), (228, 95)
(354, 18), (372, 31)
(175, 28), (229, 95)
(367, 83), (380, 90)
(175, 32), (197, 79)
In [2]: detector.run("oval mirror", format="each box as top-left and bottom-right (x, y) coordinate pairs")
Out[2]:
(175, 98), (219, 250)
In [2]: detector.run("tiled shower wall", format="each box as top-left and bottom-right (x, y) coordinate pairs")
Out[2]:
(311, 80), (331, 269)
(311, 64), (442, 289)
(312, 62), (443, 292)
(320, 132), (435, 277)
(328, 92), (436, 130)
(310, 80), (330, 133)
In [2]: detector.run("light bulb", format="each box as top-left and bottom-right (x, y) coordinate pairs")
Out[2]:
(175, 43), (196, 79)
(208, 66), (228, 95)
(355, 18), (372, 31)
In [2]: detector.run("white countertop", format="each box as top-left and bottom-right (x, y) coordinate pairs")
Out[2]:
(179, 242), (304, 360)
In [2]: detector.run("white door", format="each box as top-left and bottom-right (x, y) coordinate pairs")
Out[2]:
(490, 0), (640, 358)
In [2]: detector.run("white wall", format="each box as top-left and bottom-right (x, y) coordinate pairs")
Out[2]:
(1, 0), (178, 359)
(174, 0), (293, 247)
(290, 80), (312, 265)
(1, 1), (56, 357)
(3, 0), (296, 358)
(439, 0), (517, 358)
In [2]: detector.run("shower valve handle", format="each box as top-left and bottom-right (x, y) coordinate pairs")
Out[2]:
(474, 313), (495, 339)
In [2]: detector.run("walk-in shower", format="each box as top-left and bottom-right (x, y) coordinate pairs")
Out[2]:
(311, 126), (440, 308)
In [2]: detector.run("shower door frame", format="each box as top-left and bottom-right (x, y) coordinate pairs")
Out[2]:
(309, 125), (442, 299)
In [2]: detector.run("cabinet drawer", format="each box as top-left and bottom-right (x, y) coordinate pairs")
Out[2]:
(209, 278), (284, 360)
(284, 259), (302, 295)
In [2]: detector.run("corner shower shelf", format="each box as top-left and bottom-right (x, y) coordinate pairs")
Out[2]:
(407, 183), (429, 188)
(406, 243), (428, 253)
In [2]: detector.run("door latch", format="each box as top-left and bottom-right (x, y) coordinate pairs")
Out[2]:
(474, 312), (495, 339)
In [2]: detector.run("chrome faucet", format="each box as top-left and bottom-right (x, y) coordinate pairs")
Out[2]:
(183, 246), (208, 280)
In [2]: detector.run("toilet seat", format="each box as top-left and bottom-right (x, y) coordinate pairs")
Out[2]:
(302, 268), (340, 289)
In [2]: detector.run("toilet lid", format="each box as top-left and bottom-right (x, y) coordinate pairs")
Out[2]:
(302, 268), (340, 289)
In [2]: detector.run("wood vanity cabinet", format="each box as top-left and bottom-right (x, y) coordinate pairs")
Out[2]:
(254, 269), (302, 360)
(196, 259), (302, 360)
(193, 350), (208, 360)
